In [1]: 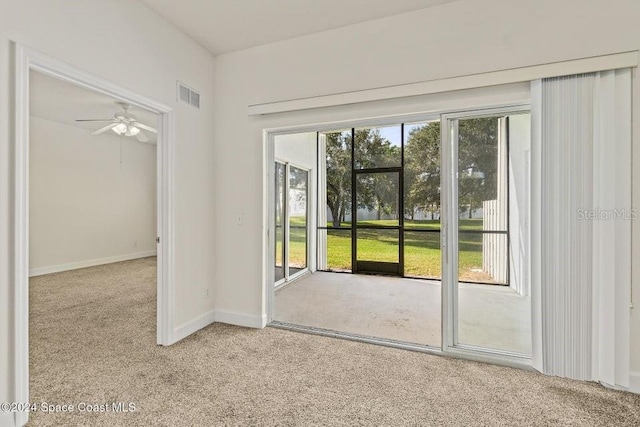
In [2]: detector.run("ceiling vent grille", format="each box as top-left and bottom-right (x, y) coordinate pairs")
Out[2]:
(177, 81), (201, 109)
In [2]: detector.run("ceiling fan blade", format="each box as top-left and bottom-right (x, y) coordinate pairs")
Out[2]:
(136, 131), (150, 143)
(91, 123), (118, 135)
(76, 119), (116, 122)
(133, 122), (157, 134)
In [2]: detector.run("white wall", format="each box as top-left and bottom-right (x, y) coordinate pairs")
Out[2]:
(274, 132), (316, 170)
(211, 0), (640, 381)
(29, 116), (156, 274)
(0, 0), (216, 412)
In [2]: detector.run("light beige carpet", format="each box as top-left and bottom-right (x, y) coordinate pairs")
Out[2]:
(28, 258), (640, 426)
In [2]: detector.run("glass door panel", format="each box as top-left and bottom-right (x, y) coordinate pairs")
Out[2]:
(446, 112), (532, 356)
(274, 162), (286, 282)
(274, 162), (286, 283)
(355, 172), (400, 225)
(288, 166), (308, 275)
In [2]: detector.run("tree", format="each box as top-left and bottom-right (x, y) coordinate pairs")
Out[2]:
(324, 128), (401, 226)
(353, 129), (400, 220)
(325, 131), (352, 227)
(324, 118), (499, 226)
(457, 118), (499, 218)
(404, 122), (441, 220)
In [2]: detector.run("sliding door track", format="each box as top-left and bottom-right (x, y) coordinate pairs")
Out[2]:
(269, 321), (443, 355)
(269, 321), (534, 371)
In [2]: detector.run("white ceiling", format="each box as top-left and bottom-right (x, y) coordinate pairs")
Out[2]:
(139, 0), (460, 55)
(30, 71), (158, 144)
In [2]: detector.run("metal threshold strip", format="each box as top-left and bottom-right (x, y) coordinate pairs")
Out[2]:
(269, 321), (442, 355)
(269, 321), (534, 371)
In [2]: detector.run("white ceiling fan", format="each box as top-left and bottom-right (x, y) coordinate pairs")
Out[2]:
(75, 101), (157, 143)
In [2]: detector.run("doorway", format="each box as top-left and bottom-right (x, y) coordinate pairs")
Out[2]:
(353, 126), (403, 275)
(13, 44), (175, 426)
(269, 104), (532, 367)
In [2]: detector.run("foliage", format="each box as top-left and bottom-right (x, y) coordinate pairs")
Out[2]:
(457, 118), (499, 217)
(324, 128), (402, 225)
(325, 131), (352, 227)
(324, 118), (499, 225)
(353, 129), (400, 220)
(404, 122), (441, 219)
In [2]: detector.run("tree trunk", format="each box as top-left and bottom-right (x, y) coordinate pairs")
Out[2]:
(333, 204), (343, 228)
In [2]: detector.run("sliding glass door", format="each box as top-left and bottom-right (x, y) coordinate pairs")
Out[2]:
(442, 109), (532, 357)
(275, 162), (286, 283)
(288, 166), (309, 276)
(274, 161), (310, 285)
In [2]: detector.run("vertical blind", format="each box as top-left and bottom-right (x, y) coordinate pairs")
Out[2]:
(533, 69), (631, 386)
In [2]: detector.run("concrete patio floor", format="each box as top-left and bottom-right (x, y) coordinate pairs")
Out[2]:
(274, 271), (531, 355)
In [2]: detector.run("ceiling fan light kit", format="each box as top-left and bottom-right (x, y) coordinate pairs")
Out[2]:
(76, 101), (156, 144)
(112, 123), (141, 137)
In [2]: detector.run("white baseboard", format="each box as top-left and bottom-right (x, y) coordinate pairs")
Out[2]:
(214, 309), (267, 328)
(29, 251), (157, 277)
(0, 411), (16, 427)
(171, 309), (216, 344)
(170, 309), (266, 345)
(630, 371), (640, 394)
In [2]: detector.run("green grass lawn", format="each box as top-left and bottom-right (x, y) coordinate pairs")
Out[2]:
(279, 217), (497, 283)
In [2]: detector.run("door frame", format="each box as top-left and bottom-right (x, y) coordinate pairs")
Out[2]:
(264, 107), (533, 370)
(13, 43), (176, 425)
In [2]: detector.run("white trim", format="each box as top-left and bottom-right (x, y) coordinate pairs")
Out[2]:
(13, 42), (176, 426)
(172, 310), (216, 343)
(440, 113), (456, 351)
(14, 43), (29, 427)
(530, 80), (543, 373)
(284, 163), (290, 281)
(171, 308), (268, 344)
(265, 131), (276, 323)
(28, 251), (157, 277)
(630, 371), (640, 394)
(0, 412), (15, 427)
(248, 51), (638, 115)
(215, 309), (267, 328)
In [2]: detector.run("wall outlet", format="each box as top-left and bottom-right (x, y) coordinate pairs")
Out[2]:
(236, 213), (243, 226)
(133, 241), (138, 248)
(205, 288), (210, 298)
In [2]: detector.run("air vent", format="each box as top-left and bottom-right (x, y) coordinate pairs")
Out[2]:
(177, 81), (201, 109)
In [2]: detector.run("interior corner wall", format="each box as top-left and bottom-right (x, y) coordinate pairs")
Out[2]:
(211, 0), (640, 379)
(274, 132), (317, 170)
(29, 116), (157, 275)
(1, 0), (217, 410)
